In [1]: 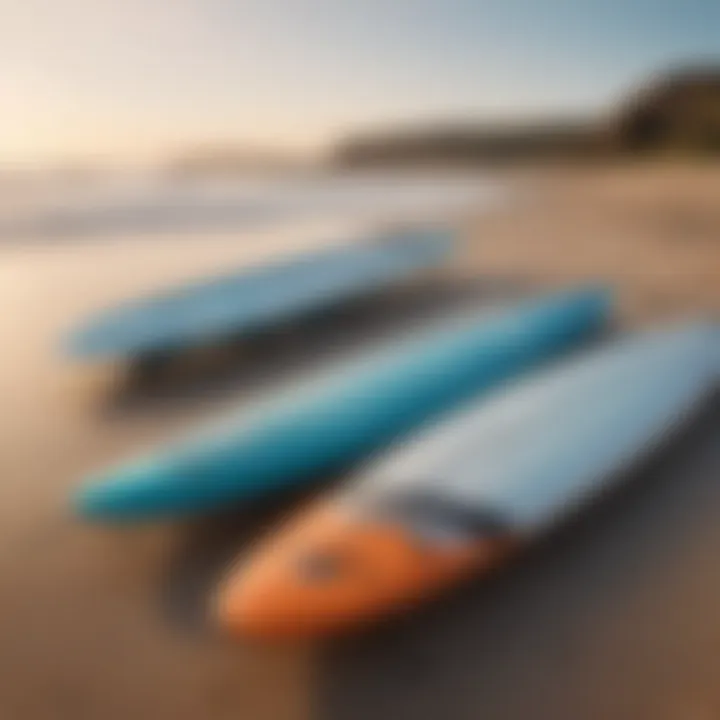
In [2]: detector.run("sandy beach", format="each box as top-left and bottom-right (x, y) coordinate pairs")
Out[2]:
(1, 163), (718, 720)
(462, 163), (720, 321)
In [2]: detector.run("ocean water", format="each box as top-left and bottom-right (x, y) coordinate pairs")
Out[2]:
(0, 170), (501, 242)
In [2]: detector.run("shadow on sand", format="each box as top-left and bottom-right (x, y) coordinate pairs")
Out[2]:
(155, 478), (340, 636)
(94, 274), (531, 420)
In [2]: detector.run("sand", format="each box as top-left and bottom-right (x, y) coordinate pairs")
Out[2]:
(0, 163), (718, 720)
(461, 162), (720, 321)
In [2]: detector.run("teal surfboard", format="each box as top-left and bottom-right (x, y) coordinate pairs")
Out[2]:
(74, 287), (611, 521)
(65, 227), (453, 360)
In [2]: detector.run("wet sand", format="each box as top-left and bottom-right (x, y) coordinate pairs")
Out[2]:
(1, 163), (719, 720)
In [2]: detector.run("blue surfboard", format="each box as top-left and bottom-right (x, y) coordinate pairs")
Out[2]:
(65, 227), (454, 360)
(74, 287), (611, 521)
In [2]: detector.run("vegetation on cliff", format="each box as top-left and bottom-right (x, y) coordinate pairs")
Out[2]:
(334, 66), (720, 166)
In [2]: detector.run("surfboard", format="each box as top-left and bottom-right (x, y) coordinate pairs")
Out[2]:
(218, 323), (718, 639)
(64, 226), (454, 360)
(74, 287), (610, 521)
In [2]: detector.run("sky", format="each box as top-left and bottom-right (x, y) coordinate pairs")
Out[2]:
(2, 0), (719, 164)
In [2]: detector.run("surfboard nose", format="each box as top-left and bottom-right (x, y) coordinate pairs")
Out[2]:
(216, 504), (495, 640)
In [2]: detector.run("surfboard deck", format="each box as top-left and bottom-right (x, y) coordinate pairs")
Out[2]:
(65, 227), (454, 360)
(74, 287), (611, 521)
(217, 324), (718, 639)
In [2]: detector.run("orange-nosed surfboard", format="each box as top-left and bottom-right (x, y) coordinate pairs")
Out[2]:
(217, 324), (719, 640)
